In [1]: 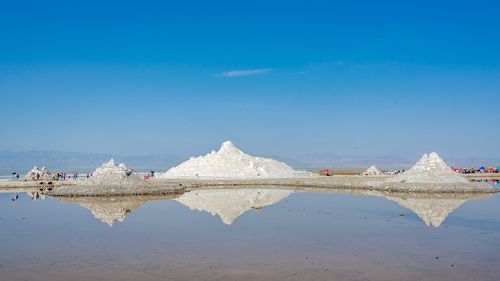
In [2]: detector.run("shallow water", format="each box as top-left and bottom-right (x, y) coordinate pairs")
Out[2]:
(1, 188), (500, 281)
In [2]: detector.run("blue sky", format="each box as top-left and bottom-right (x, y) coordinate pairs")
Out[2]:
(0, 0), (499, 161)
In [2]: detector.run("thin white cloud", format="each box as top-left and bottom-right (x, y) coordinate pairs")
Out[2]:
(217, 68), (272, 77)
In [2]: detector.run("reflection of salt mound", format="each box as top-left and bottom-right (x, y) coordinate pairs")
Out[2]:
(88, 159), (141, 184)
(57, 195), (178, 227)
(160, 141), (301, 179)
(331, 189), (492, 228)
(60, 197), (144, 226)
(363, 165), (382, 175)
(175, 189), (293, 225)
(22, 166), (53, 181)
(386, 195), (466, 227)
(387, 152), (468, 183)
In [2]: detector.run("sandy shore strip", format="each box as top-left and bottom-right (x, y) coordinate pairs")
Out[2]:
(1, 175), (496, 196)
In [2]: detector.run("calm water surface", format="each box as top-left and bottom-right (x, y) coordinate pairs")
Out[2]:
(1, 187), (500, 281)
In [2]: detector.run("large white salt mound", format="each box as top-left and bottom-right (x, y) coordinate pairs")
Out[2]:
(175, 189), (293, 225)
(362, 165), (382, 175)
(160, 141), (301, 179)
(387, 152), (468, 184)
(89, 159), (141, 183)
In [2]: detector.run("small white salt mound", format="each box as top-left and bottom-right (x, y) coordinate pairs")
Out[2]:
(387, 152), (468, 184)
(363, 165), (382, 175)
(22, 166), (53, 181)
(175, 189), (294, 225)
(160, 141), (301, 179)
(89, 159), (141, 183)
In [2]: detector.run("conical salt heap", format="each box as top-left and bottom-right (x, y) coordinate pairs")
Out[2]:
(175, 189), (293, 225)
(160, 141), (300, 179)
(22, 166), (53, 181)
(362, 165), (382, 175)
(88, 159), (141, 184)
(387, 152), (468, 184)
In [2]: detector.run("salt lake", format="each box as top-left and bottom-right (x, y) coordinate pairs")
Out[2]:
(1, 187), (500, 281)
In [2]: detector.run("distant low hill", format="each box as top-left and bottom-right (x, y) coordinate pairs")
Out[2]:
(0, 151), (497, 175)
(0, 151), (183, 173)
(270, 154), (500, 170)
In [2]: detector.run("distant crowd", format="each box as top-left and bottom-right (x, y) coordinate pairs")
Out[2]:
(11, 169), (156, 181)
(452, 167), (499, 174)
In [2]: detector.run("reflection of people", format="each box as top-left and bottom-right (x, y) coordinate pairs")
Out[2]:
(27, 191), (44, 201)
(11, 193), (18, 201)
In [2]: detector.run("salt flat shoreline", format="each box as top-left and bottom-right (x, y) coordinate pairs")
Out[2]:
(0, 175), (496, 196)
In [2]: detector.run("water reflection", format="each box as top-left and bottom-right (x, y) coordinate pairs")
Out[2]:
(472, 179), (499, 186)
(57, 195), (180, 226)
(382, 193), (492, 227)
(175, 189), (294, 225)
(48, 188), (494, 228)
(312, 189), (494, 227)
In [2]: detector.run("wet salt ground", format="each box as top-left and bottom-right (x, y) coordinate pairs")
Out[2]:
(1, 191), (500, 281)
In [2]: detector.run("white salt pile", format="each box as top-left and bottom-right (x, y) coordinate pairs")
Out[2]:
(22, 166), (53, 181)
(362, 165), (382, 175)
(387, 152), (468, 184)
(175, 189), (294, 225)
(88, 159), (141, 183)
(160, 141), (302, 179)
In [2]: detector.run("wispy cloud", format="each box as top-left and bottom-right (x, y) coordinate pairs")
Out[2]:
(217, 68), (272, 77)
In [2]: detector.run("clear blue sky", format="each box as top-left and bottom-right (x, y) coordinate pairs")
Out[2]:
(0, 0), (499, 160)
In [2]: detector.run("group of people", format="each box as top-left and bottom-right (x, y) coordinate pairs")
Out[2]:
(452, 167), (500, 174)
(11, 171), (86, 181)
(53, 172), (77, 181)
(12, 168), (155, 181)
(144, 170), (155, 180)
